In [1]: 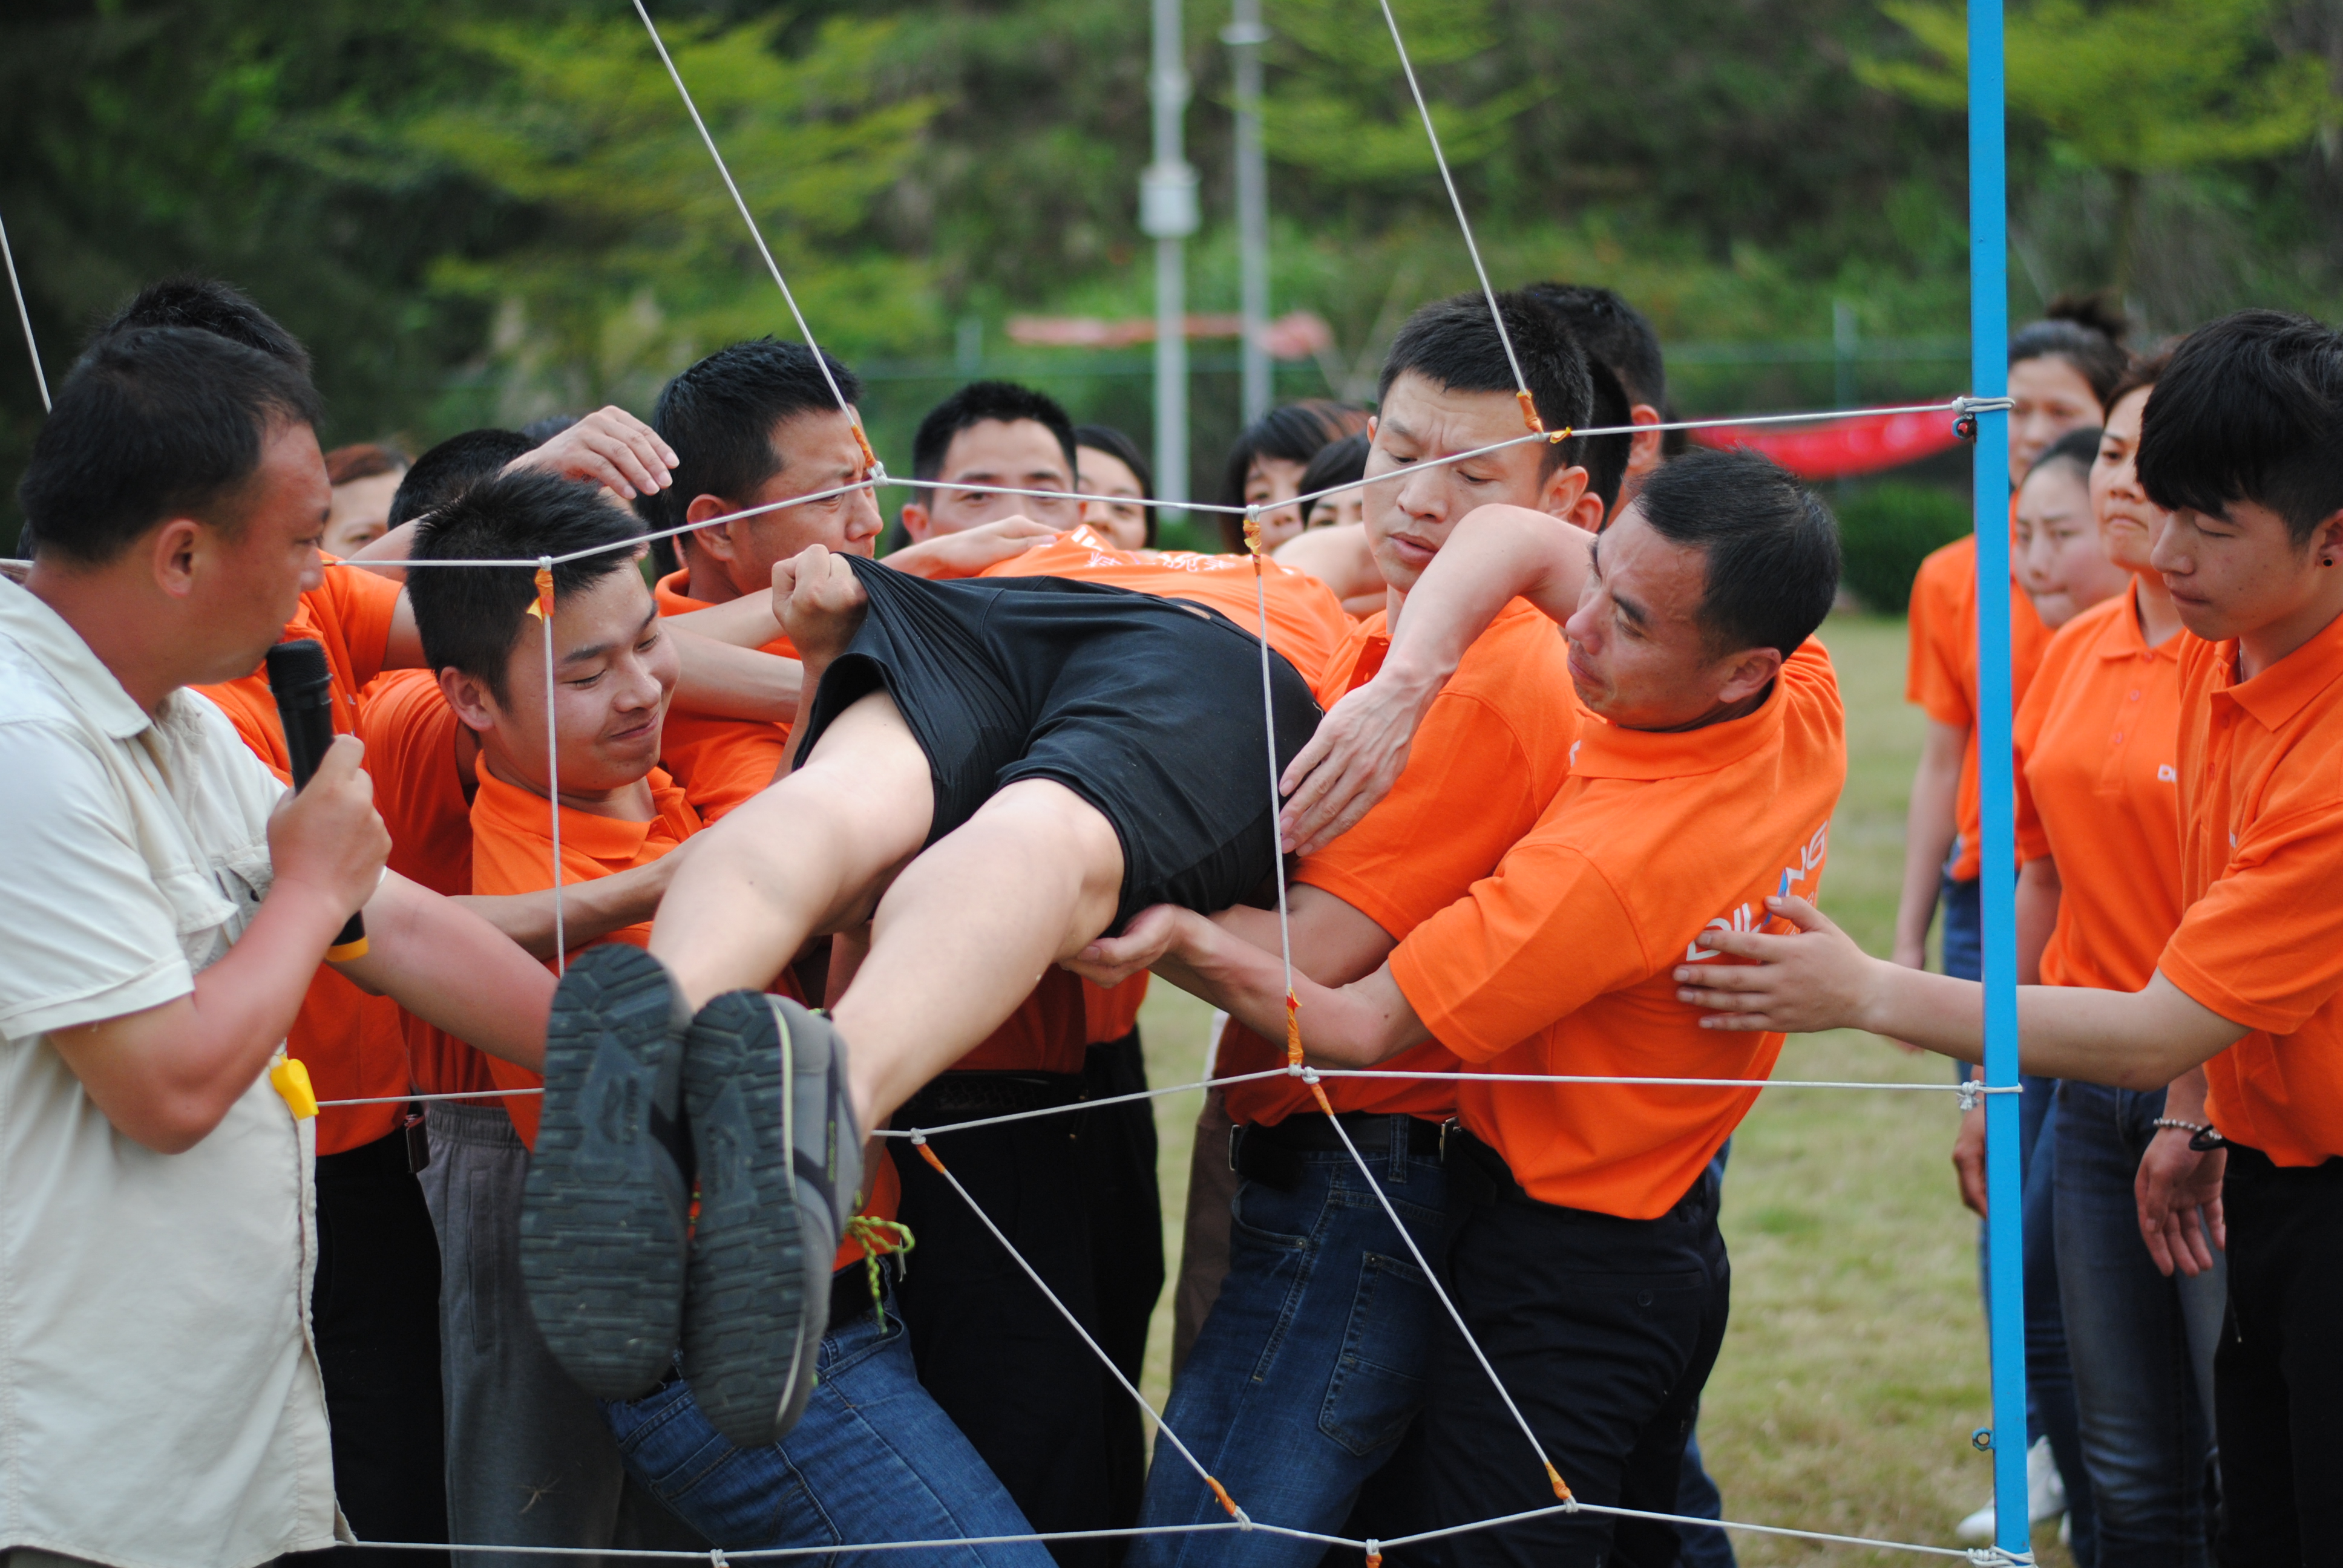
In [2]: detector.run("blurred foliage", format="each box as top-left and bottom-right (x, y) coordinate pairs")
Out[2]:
(1866, 0), (2338, 288)
(7, 0), (2343, 543)
(1834, 480), (1974, 613)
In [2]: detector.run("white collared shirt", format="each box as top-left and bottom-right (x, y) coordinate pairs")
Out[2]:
(0, 576), (342, 1567)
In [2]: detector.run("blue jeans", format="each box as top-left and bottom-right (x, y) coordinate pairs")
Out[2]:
(1946, 876), (2096, 1561)
(600, 1274), (1051, 1564)
(1132, 1126), (1448, 1567)
(2053, 1082), (2224, 1567)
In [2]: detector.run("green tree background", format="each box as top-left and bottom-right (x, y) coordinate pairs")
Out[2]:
(5, 0), (2342, 543)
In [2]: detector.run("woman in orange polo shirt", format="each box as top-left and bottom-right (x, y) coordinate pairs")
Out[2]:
(2008, 363), (2225, 1564)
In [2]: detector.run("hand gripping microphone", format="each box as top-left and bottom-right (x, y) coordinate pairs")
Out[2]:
(264, 638), (370, 961)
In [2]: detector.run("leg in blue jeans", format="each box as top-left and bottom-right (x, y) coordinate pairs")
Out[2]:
(2053, 1082), (2224, 1568)
(601, 1274), (1050, 1564)
(2024, 1091), (2096, 1567)
(1132, 1131), (1447, 1567)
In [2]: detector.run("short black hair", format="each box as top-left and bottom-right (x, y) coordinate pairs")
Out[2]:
(913, 380), (1078, 485)
(18, 326), (324, 567)
(2137, 309), (2343, 549)
(1073, 423), (1155, 545)
(407, 470), (645, 706)
(1299, 432), (1369, 525)
(1573, 358), (1634, 523)
(649, 338), (865, 533)
(2025, 426), (2102, 488)
(1377, 290), (1594, 481)
(1632, 448), (1840, 659)
(88, 277), (310, 378)
(1216, 400), (1368, 549)
(1524, 282), (1666, 411)
(2010, 294), (2129, 411)
(388, 428), (539, 530)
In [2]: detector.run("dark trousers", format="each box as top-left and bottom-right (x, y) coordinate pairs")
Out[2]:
(1421, 1134), (1731, 1568)
(2214, 1145), (2343, 1568)
(313, 1127), (449, 1564)
(892, 1074), (1112, 1568)
(1083, 1033), (1166, 1548)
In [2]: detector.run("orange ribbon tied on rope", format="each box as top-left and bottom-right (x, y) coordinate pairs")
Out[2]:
(526, 565), (555, 621)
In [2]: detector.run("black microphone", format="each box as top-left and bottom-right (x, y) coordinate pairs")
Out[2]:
(264, 638), (370, 960)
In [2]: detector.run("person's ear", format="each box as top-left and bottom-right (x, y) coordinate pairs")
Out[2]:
(1538, 462), (1598, 533)
(149, 519), (203, 601)
(1713, 645), (1784, 707)
(900, 501), (933, 543)
(684, 495), (739, 563)
(436, 665), (502, 736)
(1628, 405), (1664, 478)
(2314, 507), (2343, 570)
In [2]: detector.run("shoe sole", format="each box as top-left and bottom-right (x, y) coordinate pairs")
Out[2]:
(518, 945), (690, 1399)
(681, 992), (834, 1448)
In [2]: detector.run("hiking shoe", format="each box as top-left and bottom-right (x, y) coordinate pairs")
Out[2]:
(519, 944), (693, 1399)
(680, 990), (863, 1449)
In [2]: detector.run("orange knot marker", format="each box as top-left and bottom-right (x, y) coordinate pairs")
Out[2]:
(852, 419), (879, 475)
(527, 565), (555, 621)
(913, 1137), (949, 1177)
(1307, 1078), (1337, 1119)
(1516, 388), (1545, 435)
(1364, 1547), (1383, 1568)
(1547, 1462), (1574, 1504)
(1206, 1475), (1241, 1518)
(1242, 506), (1265, 557)
(1284, 990), (1303, 1068)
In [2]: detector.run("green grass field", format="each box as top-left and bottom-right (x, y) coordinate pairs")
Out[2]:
(1129, 612), (2072, 1566)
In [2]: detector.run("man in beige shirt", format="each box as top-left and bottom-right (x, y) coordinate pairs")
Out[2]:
(0, 325), (555, 1567)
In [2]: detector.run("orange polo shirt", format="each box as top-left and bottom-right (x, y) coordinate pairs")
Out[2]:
(1221, 598), (1581, 1127)
(198, 559), (410, 1155)
(356, 671), (499, 1103)
(651, 570), (796, 823)
(1906, 533), (2050, 881)
(2161, 612), (2343, 1165)
(468, 767), (702, 1148)
(2012, 588), (2183, 994)
(1390, 640), (1846, 1218)
(979, 526), (1352, 687)
(1085, 975), (1150, 1045)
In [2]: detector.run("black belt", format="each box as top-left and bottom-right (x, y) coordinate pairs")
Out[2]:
(1231, 1112), (1446, 1192)
(1444, 1126), (1719, 1224)
(897, 1071), (1085, 1126)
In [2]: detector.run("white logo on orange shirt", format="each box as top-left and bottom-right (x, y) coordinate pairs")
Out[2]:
(2157, 763), (2177, 782)
(1685, 821), (1830, 963)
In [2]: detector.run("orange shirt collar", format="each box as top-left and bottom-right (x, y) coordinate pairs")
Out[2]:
(1567, 642), (1810, 782)
(654, 569), (715, 616)
(2089, 584), (2178, 666)
(2207, 607), (2343, 733)
(471, 765), (683, 863)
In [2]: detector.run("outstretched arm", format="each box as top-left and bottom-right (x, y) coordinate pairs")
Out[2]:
(334, 872), (555, 1071)
(1276, 505), (1591, 854)
(1069, 901), (1427, 1068)
(1671, 893), (2249, 1088)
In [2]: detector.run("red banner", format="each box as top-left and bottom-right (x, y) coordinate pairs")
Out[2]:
(1691, 403), (1965, 481)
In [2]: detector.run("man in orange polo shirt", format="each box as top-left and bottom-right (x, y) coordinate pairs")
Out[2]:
(1677, 310), (2343, 1567)
(1084, 449), (1845, 1563)
(1107, 292), (1606, 1566)
(407, 469), (1051, 1563)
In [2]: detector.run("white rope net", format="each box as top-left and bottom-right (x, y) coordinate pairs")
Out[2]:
(284, 1), (2033, 1561)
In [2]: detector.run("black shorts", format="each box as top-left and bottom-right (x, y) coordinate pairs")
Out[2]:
(793, 556), (1322, 929)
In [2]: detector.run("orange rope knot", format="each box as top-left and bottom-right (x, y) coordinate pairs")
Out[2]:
(527, 565), (555, 621)
(1364, 1547), (1382, 1568)
(913, 1137), (949, 1177)
(1516, 388), (1544, 435)
(1547, 1461), (1575, 1504)
(851, 419), (879, 475)
(1285, 990), (1303, 1068)
(1242, 506), (1264, 557)
(1548, 424), (1574, 446)
(1206, 1475), (1242, 1518)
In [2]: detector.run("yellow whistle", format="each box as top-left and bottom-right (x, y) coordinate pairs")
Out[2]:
(270, 1054), (319, 1120)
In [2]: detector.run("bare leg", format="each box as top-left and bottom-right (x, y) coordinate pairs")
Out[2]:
(831, 778), (1126, 1129)
(649, 691), (933, 1009)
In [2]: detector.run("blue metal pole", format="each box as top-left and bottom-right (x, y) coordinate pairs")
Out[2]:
(1967, 0), (2028, 1556)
